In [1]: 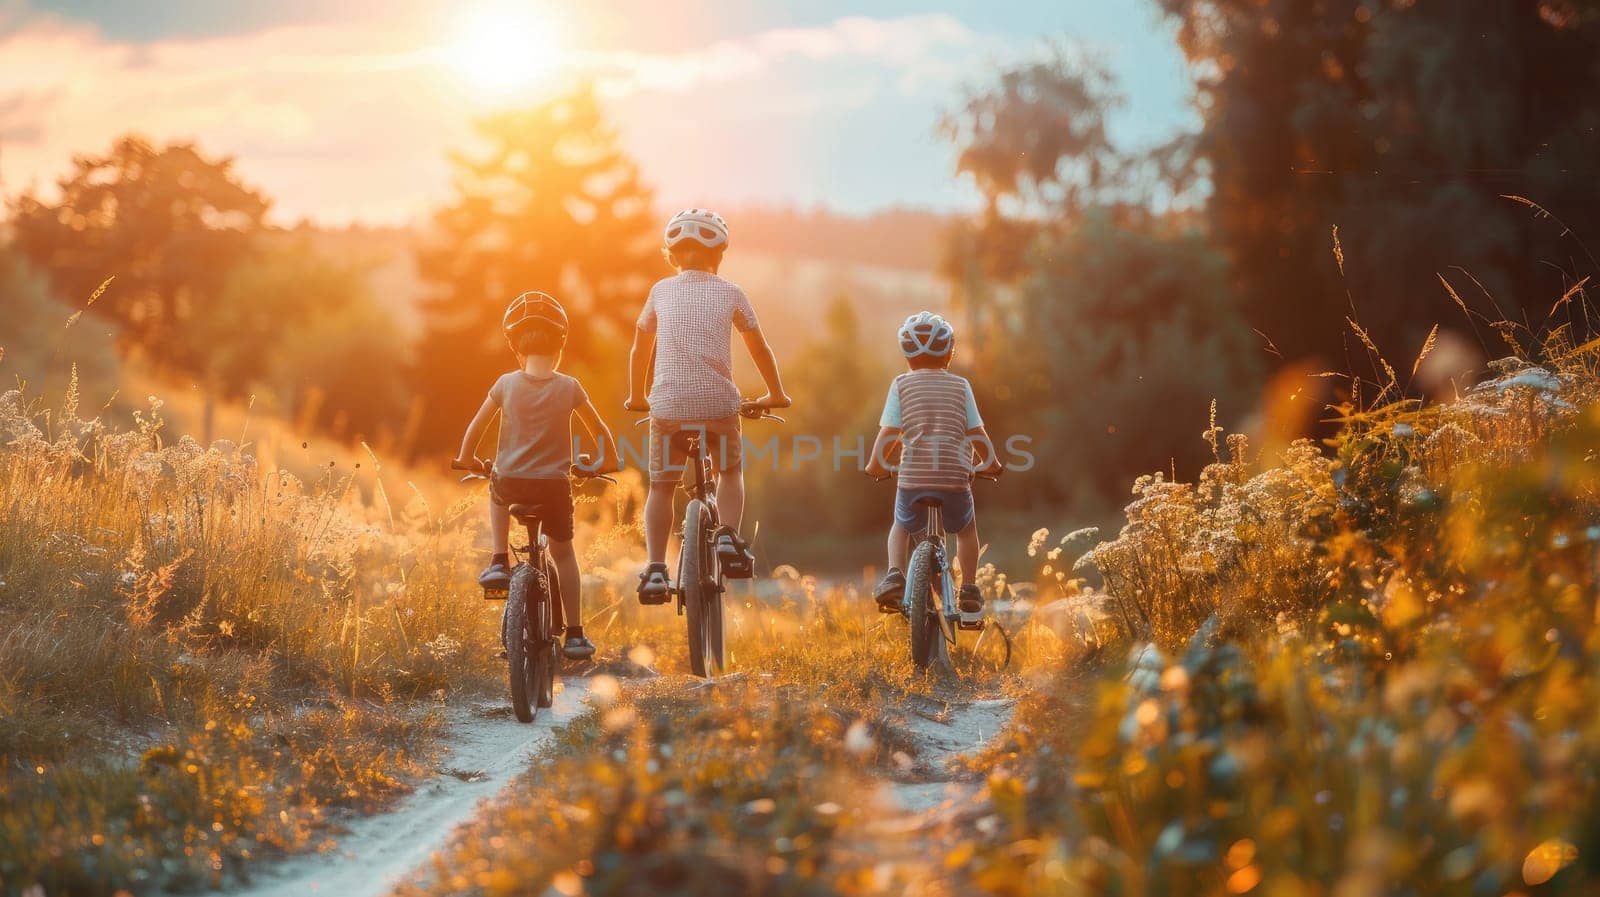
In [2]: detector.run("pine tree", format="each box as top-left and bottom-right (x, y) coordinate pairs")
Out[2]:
(412, 86), (659, 451)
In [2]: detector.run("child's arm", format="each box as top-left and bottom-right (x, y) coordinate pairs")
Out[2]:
(453, 396), (498, 467)
(573, 397), (622, 473)
(962, 379), (1002, 475)
(866, 426), (901, 478)
(626, 328), (654, 411)
(740, 328), (792, 408)
(867, 380), (902, 477)
(967, 425), (1004, 475)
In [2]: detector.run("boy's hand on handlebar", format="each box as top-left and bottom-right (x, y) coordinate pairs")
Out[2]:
(975, 461), (1005, 481)
(450, 456), (489, 474)
(749, 391), (792, 410)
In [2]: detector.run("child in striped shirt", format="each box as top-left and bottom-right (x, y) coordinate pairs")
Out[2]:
(864, 312), (1002, 614)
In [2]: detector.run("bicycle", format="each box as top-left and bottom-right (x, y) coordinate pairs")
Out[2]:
(633, 400), (785, 678)
(453, 458), (615, 722)
(870, 470), (1009, 673)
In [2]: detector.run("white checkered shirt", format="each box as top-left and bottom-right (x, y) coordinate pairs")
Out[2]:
(637, 271), (760, 421)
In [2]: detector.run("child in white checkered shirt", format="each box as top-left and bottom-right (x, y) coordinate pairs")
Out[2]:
(625, 209), (791, 602)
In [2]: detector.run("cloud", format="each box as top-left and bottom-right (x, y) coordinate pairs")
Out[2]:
(0, 11), (1014, 222)
(587, 14), (1003, 97)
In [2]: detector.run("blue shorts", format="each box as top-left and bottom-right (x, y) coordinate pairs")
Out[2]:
(894, 488), (974, 533)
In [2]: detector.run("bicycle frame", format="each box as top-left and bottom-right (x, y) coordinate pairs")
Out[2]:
(914, 502), (961, 639)
(678, 430), (720, 512)
(510, 518), (560, 620)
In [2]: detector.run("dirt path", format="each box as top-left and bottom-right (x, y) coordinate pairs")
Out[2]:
(853, 695), (1016, 894)
(222, 681), (590, 897)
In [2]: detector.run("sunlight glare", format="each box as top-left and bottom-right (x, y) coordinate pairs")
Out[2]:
(450, 4), (563, 97)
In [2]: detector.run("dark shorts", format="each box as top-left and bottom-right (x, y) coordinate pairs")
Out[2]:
(894, 488), (975, 533)
(490, 475), (575, 542)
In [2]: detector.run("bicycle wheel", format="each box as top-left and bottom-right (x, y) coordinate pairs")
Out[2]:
(506, 564), (539, 723)
(535, 562), (559, 708)
(954, 617), (1012, 677)
(680, 499), (724, 677)
(537, 555), (560, 708)
(906, 540), (939, 669)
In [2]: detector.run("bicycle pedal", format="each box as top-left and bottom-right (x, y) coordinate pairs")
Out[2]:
(637, 590), (672, 606)
(716, 553), (754, 579)
(957, 614), (985, 631)
(877, 602), (904, 615)
(483, 587), (509, 601)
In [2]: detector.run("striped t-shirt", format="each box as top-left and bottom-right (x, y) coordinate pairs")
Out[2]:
(879, 369), (984, 491)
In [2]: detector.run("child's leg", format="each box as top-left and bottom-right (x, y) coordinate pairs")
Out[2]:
(644, 481), (676, 564)
(955, 520), (981, 587)
(548, 538), (581, 627)
(490, 500), (510, 556)
(716, 467), (744, 533)
(887, 521), (910, 571)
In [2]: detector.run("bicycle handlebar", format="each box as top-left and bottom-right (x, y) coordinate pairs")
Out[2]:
(863, 466), (1004, 483)
(452, 457), (491, 482)
(453, 457), (616, 484)
(628, 399), (788, 425)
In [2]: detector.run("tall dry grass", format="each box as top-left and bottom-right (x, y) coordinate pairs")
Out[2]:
(0, 383), (515, 892)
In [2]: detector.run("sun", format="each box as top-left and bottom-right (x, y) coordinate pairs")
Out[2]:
(450, 4), (564, 97)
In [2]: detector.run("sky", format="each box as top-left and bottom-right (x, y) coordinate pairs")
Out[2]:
(0, 0), (1197, 225)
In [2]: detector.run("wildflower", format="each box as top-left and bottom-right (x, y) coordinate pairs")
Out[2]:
(844, 720), (874, 755)
(1027, 528), (1050, 557)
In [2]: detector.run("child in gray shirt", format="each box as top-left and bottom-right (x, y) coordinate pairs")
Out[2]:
(454, 291), (619, 659)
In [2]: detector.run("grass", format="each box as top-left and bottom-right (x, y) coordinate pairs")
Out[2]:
(0, 372), (1057, 896)
(958, 338), (1600, 895)
(398, 580), (1044, 897)
(11, 285), (1600, 897)
(0, 384), (506, 893)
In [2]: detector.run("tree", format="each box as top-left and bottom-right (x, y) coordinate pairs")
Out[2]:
(0, 247), (121, 405)
(984, 212), (1257, 509)
(1157, 0), (1600, 366)
(413, 87), (660, 451)
(10, 136), (270, 377)
(211, 245), (407, 442)
(939, 47), (1130, 288)
(750, 295), (890, 566)
(940, 54), (1257, 513)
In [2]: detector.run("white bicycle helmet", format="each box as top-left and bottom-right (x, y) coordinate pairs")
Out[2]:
(664, 208), (730, 249)
(898, 311), (955, 358)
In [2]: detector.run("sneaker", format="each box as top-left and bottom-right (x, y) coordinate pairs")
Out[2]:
(478, 562), (511, 594)
(873, 569), (906, 613)
(715, 526), (755, 579)
(562, 635), (596, 660)
(958, 583), (984, 615)
(637, 562), (672, 605)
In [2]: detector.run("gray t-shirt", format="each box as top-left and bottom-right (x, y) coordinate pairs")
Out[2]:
(489, 371), (588, 480)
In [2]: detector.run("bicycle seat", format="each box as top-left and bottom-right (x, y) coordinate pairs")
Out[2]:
(507, 504), (544, 522)
(913, 496), (946, 509)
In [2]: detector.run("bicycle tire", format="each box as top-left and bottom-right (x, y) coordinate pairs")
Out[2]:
(537, 555), (559, 708)
(955, 618), (1013, 675)
(680, 499), (723, 677)
(907, 540), (939, 669)
(506, 564), (538, 723)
